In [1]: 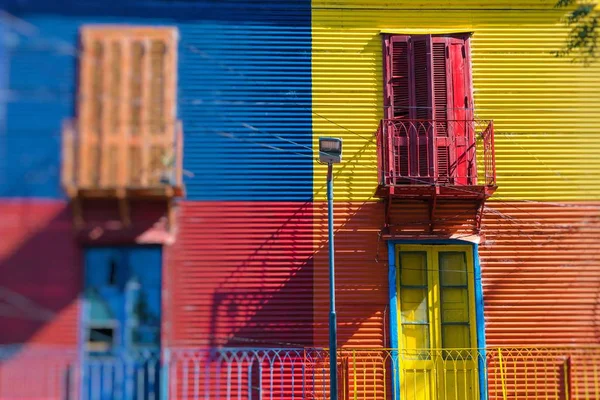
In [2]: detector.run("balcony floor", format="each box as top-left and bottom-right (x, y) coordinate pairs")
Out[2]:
(65, 185), (184, 200)
(376, 184), (497, 200)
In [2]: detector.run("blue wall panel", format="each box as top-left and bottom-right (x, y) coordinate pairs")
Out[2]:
(1, 0), (312, 200)
(0, 21), (6, 192)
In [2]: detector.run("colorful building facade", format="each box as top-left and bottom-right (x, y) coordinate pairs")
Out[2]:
(0, 0), (598, 398)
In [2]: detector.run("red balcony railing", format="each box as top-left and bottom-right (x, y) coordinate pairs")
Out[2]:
(376, 119), (496, 195)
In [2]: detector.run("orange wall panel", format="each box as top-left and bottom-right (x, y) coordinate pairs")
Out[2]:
(481, 201), (600, 346)
(313, 201), (388, 348)
(312, 200), (600, 348)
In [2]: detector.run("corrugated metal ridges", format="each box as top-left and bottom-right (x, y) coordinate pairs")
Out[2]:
(313, 202), (388, 348)
(388, 200), (480, 238)
(313, 0), (555, 9)
(481, 201), (600, 345)
(3, 28), (74, 198)
(0, 201), (80, 345)
(168, 201), (314, 347)
(312, 2), (600, 201)
(4, 0), (313, 200)
(178, 0), (313, 201)
(311, 200), (600, 347)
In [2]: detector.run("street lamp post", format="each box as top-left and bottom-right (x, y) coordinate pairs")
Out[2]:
(319, 137), (343, 400)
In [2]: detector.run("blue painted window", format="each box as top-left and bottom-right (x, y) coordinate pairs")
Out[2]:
(83, 246), (162, 354)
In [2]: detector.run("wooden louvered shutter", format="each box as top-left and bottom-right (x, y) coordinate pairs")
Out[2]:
(410, 35), (434, 180)
(384, 35), (412, 180)
(431, 36), (452, 183)
(449, 36), (473, 185)
(78, 26), (178, 189)
(430, 35), (473, 185)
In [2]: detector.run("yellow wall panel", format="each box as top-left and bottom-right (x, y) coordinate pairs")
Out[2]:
(312, 1), (600, 201)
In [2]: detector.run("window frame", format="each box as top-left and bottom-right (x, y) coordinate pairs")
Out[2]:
(387, 240), (487, 400)
(395, 244), (478, 352)
(381, 33), (476, 184)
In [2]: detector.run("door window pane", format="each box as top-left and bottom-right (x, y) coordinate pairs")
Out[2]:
(439, 252), (467, 286)
(439, 251), (471, 351)
(401, 288), (428, 323)
(399, 251), (430, 355)
(400, 252), (427, 286)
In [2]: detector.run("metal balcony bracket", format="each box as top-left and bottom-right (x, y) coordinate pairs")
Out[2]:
(69, 190), (85, 231)
(475, 198), (486, 234)
(384, 196), (392, 233)
(428, 192), (438, 234)
(167, 197), (177, 232)
(116, 189), (132, 228)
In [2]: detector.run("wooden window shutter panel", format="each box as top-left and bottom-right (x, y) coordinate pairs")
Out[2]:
(410, 35), (434, 178)
(446, 35), (473, 184)
(78, 26), (178, 190)
(430, 36), (451, 182)
(384, 35), (412, 179)
(386, 35), (412, 120)
(410, 35), (432, 121)
(462, 35), (476, 184)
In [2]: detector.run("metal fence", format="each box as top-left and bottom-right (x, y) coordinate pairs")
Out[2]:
(0, 346), (598, 399)
(0, 346), (160, 400)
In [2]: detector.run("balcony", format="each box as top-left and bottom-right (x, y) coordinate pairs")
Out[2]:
(1, 346), (598, 399)
(61, 119), (184, 229)
(376, 119), (497, 200)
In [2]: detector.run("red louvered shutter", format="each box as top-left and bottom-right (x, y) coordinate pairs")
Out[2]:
(431, 36), (452, 183)
(431, 34), (473, 185)
(448, 35), (473, 185)
(384, 35), (412, 180)
(410, 35), (434, 180)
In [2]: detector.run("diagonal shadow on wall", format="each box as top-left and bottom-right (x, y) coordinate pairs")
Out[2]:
(201, 200), (390, 350)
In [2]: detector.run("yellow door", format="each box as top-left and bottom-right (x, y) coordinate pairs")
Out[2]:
(397, 245), (479, 400)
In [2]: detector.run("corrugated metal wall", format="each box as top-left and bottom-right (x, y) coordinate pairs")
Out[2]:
(311, 0), (600, 349)
(1, 0), (315, 348)
(169, 202), (314, 347)
(313, 202), (387, 348)
(1, 0), (598, 366)
(481, 202), (600, 346)
(312, 0), (600, 201)
(0, 201), (79, 345)
(3, 0), (313, 200)
(177, 1), (313, 201)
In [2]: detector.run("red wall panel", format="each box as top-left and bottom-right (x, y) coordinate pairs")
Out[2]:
(0, 200), (79, 345)
(167, 201), (314, 347)
(1, 198), (597, 351)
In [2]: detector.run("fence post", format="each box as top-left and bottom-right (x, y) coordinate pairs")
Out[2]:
(352, 349), (357, 400)
(63, 363), (73, 400)
(564, 356), (571, 400)
(160, 349), (170, 400)
(498, 348), (508, 400)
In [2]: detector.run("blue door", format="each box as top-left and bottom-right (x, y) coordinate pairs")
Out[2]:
(82, 246), (162, 400)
